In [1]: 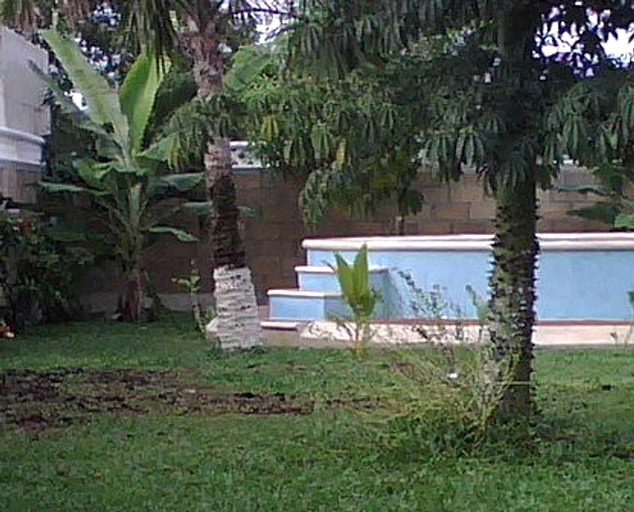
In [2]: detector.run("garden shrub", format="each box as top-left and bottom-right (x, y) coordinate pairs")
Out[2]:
(0, 211), (91, 329)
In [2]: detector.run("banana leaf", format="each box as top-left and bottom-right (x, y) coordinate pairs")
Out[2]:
(352, 244), (370, 298)
(120, 51), (171, 153)
(148, 226), (198, 242)
(40, 29), (130, 154)
(74, 159), (112, 188)
(332, 254), (354, 299)
(137, 133), (178, 163)
(159, 173), (204, 191)
(40, 182), (107, 196)
(181, 201), (212, 216)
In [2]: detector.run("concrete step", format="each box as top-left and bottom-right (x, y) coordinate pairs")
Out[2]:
(267, 289), (349, 321)
(267, 288), (391, 321)
(295, 265), (389, 292)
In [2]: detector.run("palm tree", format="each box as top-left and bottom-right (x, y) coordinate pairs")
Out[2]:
(2, 0), (293, 348)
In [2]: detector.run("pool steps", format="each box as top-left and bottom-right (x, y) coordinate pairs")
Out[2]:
(267, 264), (389, 322)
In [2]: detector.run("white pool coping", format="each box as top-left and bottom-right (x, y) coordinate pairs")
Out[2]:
(267, 289), (342, 298)
(294, 265), (388, 274)
(303, 233), (634, 252)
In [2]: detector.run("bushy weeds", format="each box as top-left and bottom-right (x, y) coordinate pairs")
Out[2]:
(361, 341), (515, 457)
(357, 273), (518, 456)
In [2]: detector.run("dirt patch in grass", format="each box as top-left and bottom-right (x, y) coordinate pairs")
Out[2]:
(1, 368), (373, 432)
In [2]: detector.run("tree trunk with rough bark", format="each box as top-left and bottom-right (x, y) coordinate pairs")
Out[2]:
(182, 19), (261, 349)
(485, 2), (542, 424)
(488, 173), (539, 421)
(203, 139), (261, 349)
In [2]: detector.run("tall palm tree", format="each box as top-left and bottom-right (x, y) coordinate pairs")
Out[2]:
(2, 0), (293, 349)
(125, 0), (276, 349)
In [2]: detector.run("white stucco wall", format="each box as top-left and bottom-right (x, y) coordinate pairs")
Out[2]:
(0, 26), (49, 203)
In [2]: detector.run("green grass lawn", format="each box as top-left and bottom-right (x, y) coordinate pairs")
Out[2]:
(1, 317), (632, 511)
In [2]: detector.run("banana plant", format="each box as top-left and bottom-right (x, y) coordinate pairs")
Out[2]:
(33, 29), (206, 321)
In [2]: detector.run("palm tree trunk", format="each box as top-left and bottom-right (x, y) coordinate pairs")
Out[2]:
(183, 21), (261, 349)
(204, 139), (262, 349)
(488, 173), (539, 421)
(206, 140), (245, 268)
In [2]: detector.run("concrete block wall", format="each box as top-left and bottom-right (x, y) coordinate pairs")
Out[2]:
(78, 164), (611, 312)
(401, 165), (605, 235)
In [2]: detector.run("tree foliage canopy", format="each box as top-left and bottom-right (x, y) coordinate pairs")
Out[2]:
(236, 1), (633, 226)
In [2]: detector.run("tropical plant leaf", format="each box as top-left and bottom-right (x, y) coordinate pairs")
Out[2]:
(225, 44), (276, 93)
(40, 182), (101, 195)
(30, 60), (117, 145)
(119, 50), (171, 153)
(332, 254), (354, 298)
(156, 98), (211, 169)
(40, 29), (130, 153)
(1, 0), (39, 33)
(569, 203), (619, 224)
(330, 245), (377, 324)
(353, 244), (370, 298)
(148, 226), (198, 242)
(137, 133), (178, 163)
(181, 201), (212, 216)
(44, 227), (87, 242)
(73, 159), (112, 188)
(28, 61), (79, 115)
(179, 201), (254, 219)
(141, 198), (188, 227)
(159, 173), (204, 191)
(558, 184), (611, 197)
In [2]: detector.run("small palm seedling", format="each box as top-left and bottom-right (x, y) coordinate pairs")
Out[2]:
(329, 244), (378, 355)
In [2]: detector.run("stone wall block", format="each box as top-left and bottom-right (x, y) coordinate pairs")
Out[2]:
(433, 202), (471, 221)
(469, 200), (496, 220)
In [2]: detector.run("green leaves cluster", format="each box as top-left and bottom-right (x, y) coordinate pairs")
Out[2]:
(283, 2), (634, 200)
(0, 212), (91, 329)
(239, 45), (425, 225)
(330, 244), (378, 323)
(329, 243), (379, 354)
(546, 73), (634, 169)
(566, 162), (634, 228)
(36, 29), (204, 244)
(548, 69), (634, 229)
